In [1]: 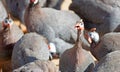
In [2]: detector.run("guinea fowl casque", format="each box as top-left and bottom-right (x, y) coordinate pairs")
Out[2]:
(59, 19), (94, 72)
(24, 0), (89, 55)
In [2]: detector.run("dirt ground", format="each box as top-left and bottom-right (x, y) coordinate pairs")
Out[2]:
(51, 58), (59, 70)
(61, 0), (72, 10)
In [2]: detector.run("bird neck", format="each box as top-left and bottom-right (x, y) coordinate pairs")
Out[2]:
(74, 30), (82, 49)
(2, 27), (11, 32)
(2, 29), (11, 37)
(76, 30), (81, 42)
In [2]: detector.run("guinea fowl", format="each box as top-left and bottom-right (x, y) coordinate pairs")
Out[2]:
(24, 0), (88, 55)
(0, 14), (23, 72)
(0, 14), (23, 61)
(85, 27), (100, 51)
(59, 20), (94, 72)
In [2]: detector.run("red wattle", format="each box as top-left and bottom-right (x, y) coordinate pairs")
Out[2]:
(30, 0), (35, 3)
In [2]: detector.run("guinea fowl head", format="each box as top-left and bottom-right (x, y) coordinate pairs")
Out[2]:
(29, 0), (39, 7)
(75, 19), (84, 31)
(2, 14), (13, 31)
(86, 27), (100, 48)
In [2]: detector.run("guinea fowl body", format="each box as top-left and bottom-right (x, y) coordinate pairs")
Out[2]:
(60, 38), (94, 72)
(59, 23), (94, 72)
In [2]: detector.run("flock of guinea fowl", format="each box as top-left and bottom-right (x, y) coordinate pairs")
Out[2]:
(0, 0), (120, 72)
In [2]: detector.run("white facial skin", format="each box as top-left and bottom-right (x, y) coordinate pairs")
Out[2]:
(4, 18), (13, 26)
(2, 18), (13, 30)
(88, 31), (99, 43)
(34, 0), (38, 4)
(48, 42), (57, 53)
(79, 19), (84, 28)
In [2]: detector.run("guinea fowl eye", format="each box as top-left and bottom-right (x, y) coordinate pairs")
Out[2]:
(4, 19), (9, 24)
(80, 23), (84, 27)
(9, 19), (12, 23)
(81, 23), (83, 25)
(8, 19), (13, 25)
